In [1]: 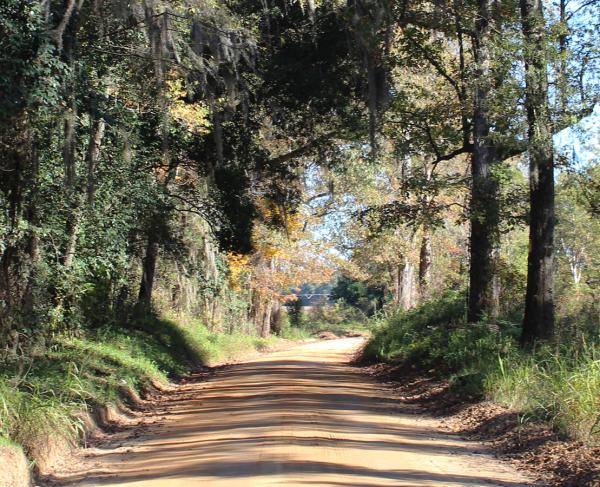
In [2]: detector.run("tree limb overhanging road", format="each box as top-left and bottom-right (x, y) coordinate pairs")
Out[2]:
(56, 339), (533, 487)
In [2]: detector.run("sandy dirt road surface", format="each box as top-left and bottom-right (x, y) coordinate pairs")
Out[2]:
(55, 338), (533, 487)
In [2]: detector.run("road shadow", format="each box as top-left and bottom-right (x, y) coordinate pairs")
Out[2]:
(47, 342), (533, 487)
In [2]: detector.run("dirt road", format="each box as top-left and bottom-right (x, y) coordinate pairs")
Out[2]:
(58, 338), (533, 487)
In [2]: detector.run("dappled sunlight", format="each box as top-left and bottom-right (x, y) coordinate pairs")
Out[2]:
(52, 339), (531, 487)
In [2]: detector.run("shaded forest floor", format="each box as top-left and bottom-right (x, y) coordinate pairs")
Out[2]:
(362, 363), (600, 487)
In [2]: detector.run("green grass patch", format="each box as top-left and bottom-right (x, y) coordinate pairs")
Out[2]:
(0, 436), (22, 449)
(281, 318), (372, 340)
(486, 345), (600, 442)
(278, 323), (314, 340)
(302, 319), (371, 336)
(363, 291), (600, 444)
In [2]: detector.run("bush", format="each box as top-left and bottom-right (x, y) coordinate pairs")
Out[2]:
(362, 290), (467, 366)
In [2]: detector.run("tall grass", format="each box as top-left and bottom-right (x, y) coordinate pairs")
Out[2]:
(364, 292), (600, 444)
(487, 345), (600, 442)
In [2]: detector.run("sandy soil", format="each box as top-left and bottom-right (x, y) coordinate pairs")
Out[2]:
(52, 338), (535, 487)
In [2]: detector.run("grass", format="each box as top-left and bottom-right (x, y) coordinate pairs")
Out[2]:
(0, 436), (23, 450)
(487, 345), (600, 441)
(302, 319), (371, 336)
(280, 316), (372, 340)
(0, 317), (276, 466)
(363, 291), (600, 444)
(278, 323), (314, 340)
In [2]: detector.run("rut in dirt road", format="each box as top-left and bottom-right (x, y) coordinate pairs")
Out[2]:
(53, 338), (534, 487)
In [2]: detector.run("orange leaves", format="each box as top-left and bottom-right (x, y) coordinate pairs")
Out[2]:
(226, 252), (251, 291)
(226, 200), (335, 304)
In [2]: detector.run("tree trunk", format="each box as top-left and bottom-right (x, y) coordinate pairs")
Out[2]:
(63, 116), (105, 269)
(418, 161), (433, 300)
(418, 228), (432, 297)
(136, 8), (172, 315)
(261, 301), (272, 338)
(270, 300), (282, 335)
(399, 257), (415, 310)
(137, 234), (159, 316)
(557, 0), (568, 124)
(393, 263), (401, 305)
(468, 0), (500, 323)
(60, 5), (82, 271)
(62, 205), (81, 269)
(490, 247), (501, 323)
(21, 128), (41, 326)
(86, 117), (106, 206)
(60, 97), (79, 269)
(51, 0), (77, 51)
(520, 0), (555, 345)
(63, 101), (77, 188)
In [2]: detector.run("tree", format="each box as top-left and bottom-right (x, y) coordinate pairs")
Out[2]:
(288, 297), (304, 328)
(468, 0), (502, 323)
(520, 0), (556, 345)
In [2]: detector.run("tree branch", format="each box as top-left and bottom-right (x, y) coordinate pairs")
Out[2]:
(268, 131), (336, 166)
(432, 143), (473, 165)
(406, 36), (462, 99)
(50, 0), (77, 51)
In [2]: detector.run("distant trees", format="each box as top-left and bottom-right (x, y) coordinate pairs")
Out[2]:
(332, 276), (385, 317)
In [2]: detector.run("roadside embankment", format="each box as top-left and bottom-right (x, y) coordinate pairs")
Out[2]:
(0, 318), (278, 486)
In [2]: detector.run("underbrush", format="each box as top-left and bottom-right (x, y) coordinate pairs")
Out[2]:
(280, 316), (371, 340)
(300, 319), (370, 336)
(363, 291), (600, 445)
(0, 318), (274, 469)
(487, 345), (600, 442)
(281, 299), (373, 340)
(279, 321), (369, 340)
(278, 323), (314, 340)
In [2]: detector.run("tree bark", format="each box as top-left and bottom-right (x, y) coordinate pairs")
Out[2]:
(61, 93), (79, 270)
(63, 116), (106, 269)
(51, 0), (77, 51)
(393, 263), (401, 305)
(59, 2), (81, 270)
(399, 256), (416, 310)
(468, 0), (500, 323)
(261, 301), (272, 338)
(63, 100), (77, 188)
(418, 229), (432, 297)
(418, 161), (433, 300)
(557, 0), (568, 124)
(137, 234), (159, 316)
(520, 0), (555, 345)
(62, 206), (81, 269)
(270, 300), (282, 335)
(86, 117), (106, 206)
